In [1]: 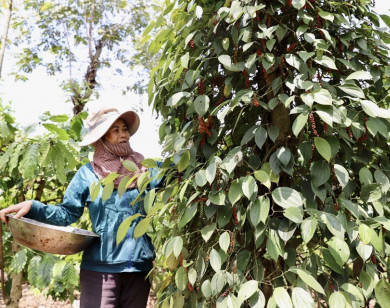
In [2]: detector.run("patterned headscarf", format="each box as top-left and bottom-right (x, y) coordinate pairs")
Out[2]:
(91, 139), (147, 189)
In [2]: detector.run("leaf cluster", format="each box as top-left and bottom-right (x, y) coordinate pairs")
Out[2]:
(145, 0), (390, 307)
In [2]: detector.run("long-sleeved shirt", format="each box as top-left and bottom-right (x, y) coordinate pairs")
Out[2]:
(26, 163), (162, 273)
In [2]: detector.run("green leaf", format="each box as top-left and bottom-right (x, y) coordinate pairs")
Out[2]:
(194, 95), (210, 117)
(380, 14), (390, 28)
(210, 248), (222, 272)
(284, 207), (303, 224)
(346, 71), (372, 81)
(249, 198), (262, 227)
(301, 217), (317, 244)
(292, 287), (315, 308)
(143, 189), (156, 214)
(37, 255), (55, 288)
(311, 160), (330, 187)
(181, 52), (189, 68)
(273, 287), (293, 308)
(178, 150), (190, 172)
(334, 164), (349, 189)
(49, 114), (69, 122)
(211, 271), (226, 295)
(375, 279), (390, 308)
(20, 144), (39, 179)
(361, 100), (381, 117)
(219, 231), (230, 253)
(285, 54), (302, 70)
(122, 159), (138, 171)
(116, 213), (142, 244)
(102, 181), (114, 202)
(266, 229), (284, 261)
(329, 292), (347, 308)
(370, 229), (384, 253)
(10, 249), (28, 274)
(0, 117), (10, 138)
(355, 240), (372, 261)
(90, 180), (102, 202)
(290, 267), (325, 295)
(237, 280), (258, 304)
(167, 91), (190, 106)
(318, 10), (334, 22)
(118, 175), (137, 197)
(206, 163), (217, 184)
(314, 56), (337, 70)
(201, 223), (216, 243)
(255, 127), (267, 149)
(254, 170), (270, 188)
(208, 191), (226, 205)
(276, 147), (292, 166)
(195, 170), (207, 187)
(242, 175), (257, 200)
(292, 0), (305, 9)
(142, 158), (158, 168)
(321, 213), (345, 239)
(292, 113), (308, 137)
(268, 126), (279, 142)
(173, 236), (183, 257)
(220, 147), (242, 174)
(201, 280), (212, 298)
(314, 137), (331, 162)
(339, 198), (361, 219)
(361, 184), (382, 203)
(322, 249), (343, 274)
(188, 268), (197, 286)
(341, 283), (365, 307)
(359, 224), (372, 245)
(328, 236), (350, 266)
(42, 123), (69, 140)
(178, 203), (197, 229)
(272, 187), (303, 208)
(133, 217), (151, 239)
(297, 51), (315, 63)
(228, 179), (243, 205)
(175, 266), (188, 291)
(338, 84), (365, 98)
(218, 55), (232, 67)
(241, 125), (257, 146)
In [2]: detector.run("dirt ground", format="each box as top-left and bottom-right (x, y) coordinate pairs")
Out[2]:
(0, 284), (157, 308)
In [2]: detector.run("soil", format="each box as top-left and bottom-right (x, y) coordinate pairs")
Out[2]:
(0, 284), (157, 308)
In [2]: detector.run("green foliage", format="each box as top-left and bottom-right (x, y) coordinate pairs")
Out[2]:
(0, 105), (86, 303)
(145, 0), (390, 306)
(3, 0), (162, 93)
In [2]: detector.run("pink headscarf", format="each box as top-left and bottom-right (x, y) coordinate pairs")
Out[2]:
(91, 139), (147, 189)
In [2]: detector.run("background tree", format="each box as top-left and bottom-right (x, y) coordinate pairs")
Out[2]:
(0, 1), (161, 306)
(0, 0), (13, 78)
(138, 0), (390, 306)
(1, 0), (160, 114)
(0, 102), (85, 306)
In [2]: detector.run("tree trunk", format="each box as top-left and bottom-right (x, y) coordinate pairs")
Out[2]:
(0, 0), (13, 79)
(6, 243), (22, 308)
(5, 191), (25, 307)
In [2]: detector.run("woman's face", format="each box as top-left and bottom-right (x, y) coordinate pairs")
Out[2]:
(104, 118), (130, 144)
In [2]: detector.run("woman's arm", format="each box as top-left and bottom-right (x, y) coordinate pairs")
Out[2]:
(0, 165), (91, 226)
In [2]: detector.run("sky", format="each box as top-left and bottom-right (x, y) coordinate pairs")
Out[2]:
(1, 0), (390, 158)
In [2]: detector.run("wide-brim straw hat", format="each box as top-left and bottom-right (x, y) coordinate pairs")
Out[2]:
(79, 107), (140, 146)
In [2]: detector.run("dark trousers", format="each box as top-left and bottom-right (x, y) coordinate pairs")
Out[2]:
(80, 269), (151, 308)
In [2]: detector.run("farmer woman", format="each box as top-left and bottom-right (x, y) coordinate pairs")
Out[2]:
(0, 107), (161, 307)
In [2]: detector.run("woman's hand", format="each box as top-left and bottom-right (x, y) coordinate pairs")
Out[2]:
(0, 201), (33, 223)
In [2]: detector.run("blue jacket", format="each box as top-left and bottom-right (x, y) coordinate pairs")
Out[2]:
(26, 163), (162, 273)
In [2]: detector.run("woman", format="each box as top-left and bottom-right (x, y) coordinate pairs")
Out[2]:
(0, 107), (161, 307)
